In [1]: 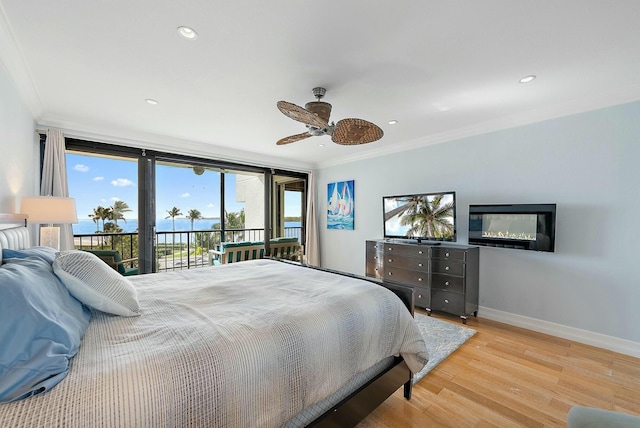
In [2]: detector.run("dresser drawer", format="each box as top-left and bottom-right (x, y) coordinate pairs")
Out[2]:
(366, 241), (384, 253)
(384, 254), (428, 273)
(414, 286), (430, 309)
(383, 243), (428, 259)
(430, 290), (465, 315)
(383, 267), (428, 287)
(431, 273), (464, 293)
(431, 260), (465, 276)
(431, 247), (466, 261)
(365, 261), (382, 279)
(366, 250), (383, 265)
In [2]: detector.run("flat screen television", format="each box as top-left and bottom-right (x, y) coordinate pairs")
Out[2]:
(383, 191), (457, 243)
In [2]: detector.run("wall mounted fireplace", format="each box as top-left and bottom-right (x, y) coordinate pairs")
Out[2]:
(468, 204), (556, 252)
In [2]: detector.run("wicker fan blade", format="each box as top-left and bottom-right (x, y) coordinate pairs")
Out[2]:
(276, 132), (312, 145)
(332, 118), (384, 145)
(277, 101), (328, 129)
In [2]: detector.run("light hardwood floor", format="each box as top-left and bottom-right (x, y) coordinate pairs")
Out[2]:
(358, 309), (640, 427)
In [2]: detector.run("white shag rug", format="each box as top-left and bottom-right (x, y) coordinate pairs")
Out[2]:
(413, 312), (476, 384)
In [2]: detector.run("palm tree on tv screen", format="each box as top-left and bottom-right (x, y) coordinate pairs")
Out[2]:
(399, 195), (454, 239)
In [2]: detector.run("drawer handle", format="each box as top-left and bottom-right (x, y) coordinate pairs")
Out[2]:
(418, 250), (423, 254)
(388, 247), (392, 251)
(374, 256), (378, 259)
(388, 272), (392, 275)
(445, 281), (450, 286)
(418, 294), (422, 298)
(445, 252), (450, 257)
(418, 277), (423, 282)
(444, 299), (450, 304)
(388, 259), (393, 262)
(445, 266), (450, 271)
(418, 263), (423, 267)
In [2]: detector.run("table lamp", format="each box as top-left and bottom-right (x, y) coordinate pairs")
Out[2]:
(20, 196), (78, 250)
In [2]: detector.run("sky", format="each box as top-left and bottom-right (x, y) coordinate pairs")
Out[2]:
(66, 153), (301, 221)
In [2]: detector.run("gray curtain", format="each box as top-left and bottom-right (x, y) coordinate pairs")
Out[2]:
(41, 129), (74, 251)
(304, 171), (320, 266)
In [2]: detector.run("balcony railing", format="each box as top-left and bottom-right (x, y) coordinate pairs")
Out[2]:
(74, 226), (303, 273)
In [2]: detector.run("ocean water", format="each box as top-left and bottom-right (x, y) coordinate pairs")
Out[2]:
(73, 218), (301, 234)
(327, 214), (354, 230)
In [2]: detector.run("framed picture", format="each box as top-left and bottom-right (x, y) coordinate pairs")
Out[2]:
(327, 180), (354, 230)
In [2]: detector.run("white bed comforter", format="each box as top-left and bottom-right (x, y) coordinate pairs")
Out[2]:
(0, 259), (427, 428)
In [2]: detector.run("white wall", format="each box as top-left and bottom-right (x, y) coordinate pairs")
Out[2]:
(317, 101), (640, 348)
(0, 61), (37, 213)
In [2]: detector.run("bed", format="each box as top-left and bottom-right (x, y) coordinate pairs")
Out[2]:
(0, 214), (428, 427)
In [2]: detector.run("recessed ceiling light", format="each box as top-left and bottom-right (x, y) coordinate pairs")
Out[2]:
(145, 98), (159, 105)
(177, 26), (198, 40)
(318, 144), (325, 147)
(519, 75), (536, 83)
(388, 120), (398, 125)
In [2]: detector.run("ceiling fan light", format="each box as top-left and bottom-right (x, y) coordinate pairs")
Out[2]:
(519, 75), (536, 83)
(145, 98), (159, 105)
(388, 120), (398, 125)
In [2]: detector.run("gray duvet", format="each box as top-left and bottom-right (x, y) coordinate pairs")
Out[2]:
(0, 259), (427, 427)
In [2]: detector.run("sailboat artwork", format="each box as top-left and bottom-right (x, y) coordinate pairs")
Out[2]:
(327, 180), (355, 230)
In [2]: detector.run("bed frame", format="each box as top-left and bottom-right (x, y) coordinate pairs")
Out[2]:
(0, 215), (416, 427)
(280, 260), (415, 427)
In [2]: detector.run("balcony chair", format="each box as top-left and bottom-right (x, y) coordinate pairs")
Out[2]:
(208, 237), (300, 265)
(82, 249), (139, 276)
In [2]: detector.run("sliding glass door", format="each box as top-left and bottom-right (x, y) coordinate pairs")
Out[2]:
(63, 138), (307, 273)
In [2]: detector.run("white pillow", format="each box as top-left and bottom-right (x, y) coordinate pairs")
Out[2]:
(53, 251), (141, 317)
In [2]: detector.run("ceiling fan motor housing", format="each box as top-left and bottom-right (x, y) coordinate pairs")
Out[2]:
(304, 101), (332, 123)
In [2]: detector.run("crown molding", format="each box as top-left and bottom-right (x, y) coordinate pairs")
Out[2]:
(315, 87), (640, 169)
(0, 3), (44, 118)
(36, 117), (314, 173)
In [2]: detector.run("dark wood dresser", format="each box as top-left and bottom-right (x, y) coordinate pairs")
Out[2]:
(366, 240), (479, 323)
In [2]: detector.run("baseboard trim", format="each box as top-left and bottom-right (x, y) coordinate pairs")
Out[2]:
(478, 306), (640, 358)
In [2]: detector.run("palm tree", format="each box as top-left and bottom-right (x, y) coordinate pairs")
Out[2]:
(111, 200), (132, 226)
(186, 209), (202, 230)
(88, 210), (100, 233)
(399, 195), (454, 239)
(224, 209), (245, 242)
(165, 207), (182, 231)
(89, 206), (112, 233)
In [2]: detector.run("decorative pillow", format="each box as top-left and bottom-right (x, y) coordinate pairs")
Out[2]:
(2, 246), (58, 264)
(0, 257), (91, 402)
(53, 251), (141, 317)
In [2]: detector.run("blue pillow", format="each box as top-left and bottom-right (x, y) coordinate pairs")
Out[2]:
(0, 257), (91, 402)
(2, 247), (58, 264)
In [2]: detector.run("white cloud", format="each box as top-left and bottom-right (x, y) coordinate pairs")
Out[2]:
(111, 178), (134, 187)
(93, 176), (104, 181)
(74, 164), (89, 172)
(180, 192), (191, 198)
(100, 198), (107, 203)
(207, 203), (215, 208)
(110, 197), (120, 202)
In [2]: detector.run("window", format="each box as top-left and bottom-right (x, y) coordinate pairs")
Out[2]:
(63, 138), (307, 273)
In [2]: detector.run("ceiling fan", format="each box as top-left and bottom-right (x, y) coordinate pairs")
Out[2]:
(276, 87), (384, 146)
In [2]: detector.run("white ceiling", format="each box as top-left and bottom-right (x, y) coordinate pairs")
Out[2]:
(1, 1), (640, 169)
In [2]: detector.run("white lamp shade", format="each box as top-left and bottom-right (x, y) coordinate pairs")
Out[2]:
(20, 196), (78, 224)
